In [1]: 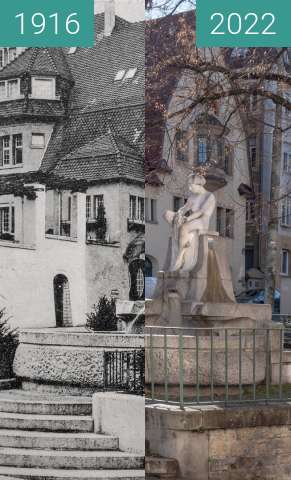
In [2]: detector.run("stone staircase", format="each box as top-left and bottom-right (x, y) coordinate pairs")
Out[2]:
(0, 390), (144, 479)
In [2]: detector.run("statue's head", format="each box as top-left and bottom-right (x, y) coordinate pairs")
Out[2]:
(188, 174), (206, 193)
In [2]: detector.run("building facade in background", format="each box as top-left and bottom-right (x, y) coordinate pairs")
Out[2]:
(0, 6), (145, 328)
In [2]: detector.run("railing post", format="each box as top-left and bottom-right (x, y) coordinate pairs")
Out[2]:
(164, 332), (169, 403)
(225, 330), (228, 404)
(252, 329), (256, 401)
(179, 334), (184, 410)
(150, 329), (155, 401)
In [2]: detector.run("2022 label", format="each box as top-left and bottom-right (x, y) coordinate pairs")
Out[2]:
(196, 0), (290, 47)
(210, 12), (276, 36)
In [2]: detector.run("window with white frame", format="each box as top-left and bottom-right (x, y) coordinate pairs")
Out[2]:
(0, 205), (14, 239)
(31, 77), (55, 99)
(86, 196), (92, 220)
(0, 48), (18, 69)
(281, 196), (291, 227)
(129, 195), (144, 222)
(0, 134), (23, 167)
(0, 79), (20, 100)
(86, 194), (104, 220)
(281, 249), (289, 275)
(31, 133), (45, 148)
(145, 198), (157, 223)
(198, 136), (208, 164)
(94, 195), (104, 218)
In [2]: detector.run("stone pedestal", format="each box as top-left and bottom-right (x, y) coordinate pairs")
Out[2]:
(146, 232), (273, 329)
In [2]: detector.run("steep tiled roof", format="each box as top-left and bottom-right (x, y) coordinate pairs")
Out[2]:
(0, 48), (73, 82)
(41, 13), (145, 184)
(41, 102), (144, 173)
(0, 14), (144, 185)
(63, 15), (144, 110)
(53, 132), (143, 183)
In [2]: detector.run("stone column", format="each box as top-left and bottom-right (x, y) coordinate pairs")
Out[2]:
(23, 183), (46, 247)
(71, 192), (86, 243)
(14, 196), (24, 244)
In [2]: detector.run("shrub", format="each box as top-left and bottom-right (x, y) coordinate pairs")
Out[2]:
(0, 310), (18, 379)
(86, 296), (117, 332)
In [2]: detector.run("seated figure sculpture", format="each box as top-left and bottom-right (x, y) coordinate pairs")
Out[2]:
(164, 174), (216, 272)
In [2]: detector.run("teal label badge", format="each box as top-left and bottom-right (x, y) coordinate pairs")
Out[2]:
(196, 0), (291, 47)
(0, 0), (94, 47)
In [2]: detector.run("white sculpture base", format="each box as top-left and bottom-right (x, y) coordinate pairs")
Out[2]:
(146, 232), (272, 329)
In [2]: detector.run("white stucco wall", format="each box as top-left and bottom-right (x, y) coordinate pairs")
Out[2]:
(0, 180), (144, 328)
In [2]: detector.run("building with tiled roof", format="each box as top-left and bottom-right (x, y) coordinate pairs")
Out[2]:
(0, 6), (145, 328)
(145, 11), (250, 296)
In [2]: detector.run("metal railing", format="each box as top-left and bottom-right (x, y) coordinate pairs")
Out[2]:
(145, 326), (291, 408)
(104, 350), (144, 396)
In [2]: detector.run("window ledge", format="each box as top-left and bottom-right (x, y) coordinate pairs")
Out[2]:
(0, 164), (23, 170)
(45, 234), (78, 243)
(0, 95), (24, 103)
(86, 240), (120, 248)
(0, 240), (35, 250)
(29, 95), (61, 101)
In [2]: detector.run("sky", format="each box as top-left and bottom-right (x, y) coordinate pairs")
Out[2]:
(94, 0), (145, 22)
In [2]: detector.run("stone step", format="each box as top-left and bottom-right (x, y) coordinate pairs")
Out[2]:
(0, 448), (144, 470)
(0, 430), (118, 451)
(0, 391), (92, 416)
(0, 413), (93, 432)
(0, 468), (145, 479)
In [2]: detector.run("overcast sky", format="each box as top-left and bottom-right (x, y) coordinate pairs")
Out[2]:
(94, 0), (144, 22)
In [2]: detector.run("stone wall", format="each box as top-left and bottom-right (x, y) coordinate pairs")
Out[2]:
(146, 403), (291, 480)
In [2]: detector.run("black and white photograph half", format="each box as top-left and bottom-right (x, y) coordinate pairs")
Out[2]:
(0, 0), (145, 478)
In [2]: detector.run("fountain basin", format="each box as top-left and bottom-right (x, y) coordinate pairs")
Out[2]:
(145, 328), (281, 387)
(13, 328), (144, 395)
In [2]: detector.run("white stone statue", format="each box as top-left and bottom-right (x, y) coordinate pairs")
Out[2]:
(164, 175), (216, 272)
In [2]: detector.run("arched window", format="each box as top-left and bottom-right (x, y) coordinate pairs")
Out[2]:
(53, 274), (72, 327)
(129, 259), (145, 301)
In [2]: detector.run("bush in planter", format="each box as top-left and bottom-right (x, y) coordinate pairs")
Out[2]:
(0, 310), (18, 379)
(86, 296), (117, 332)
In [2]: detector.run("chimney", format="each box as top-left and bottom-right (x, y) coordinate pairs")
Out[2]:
(104, 0), (115, 37)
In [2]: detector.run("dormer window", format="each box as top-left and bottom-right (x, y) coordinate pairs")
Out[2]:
(115, 70), (125, 81)
(0, 79), (20, 100)
(124, 68), (137, 80)
(31, 77), (55, 99)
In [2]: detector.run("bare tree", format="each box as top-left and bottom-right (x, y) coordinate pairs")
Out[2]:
(146, 3), (291, 307)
